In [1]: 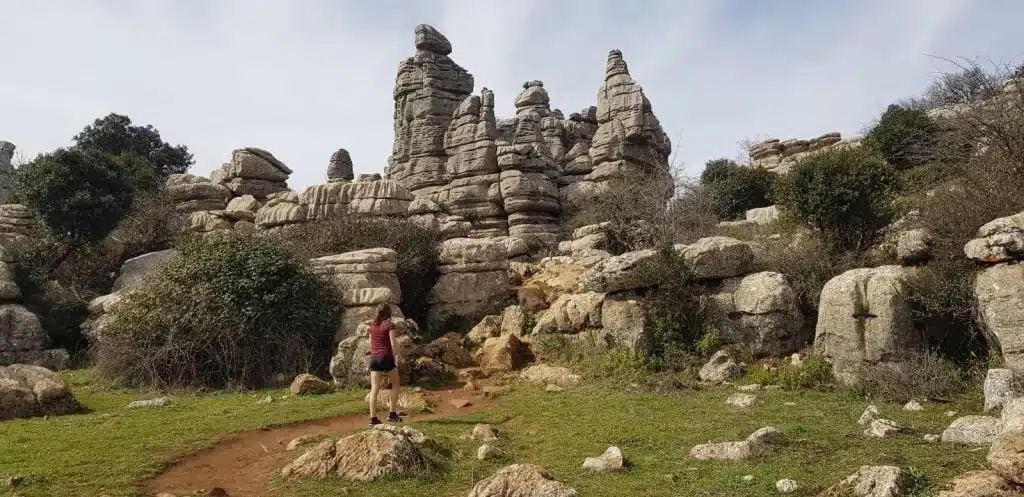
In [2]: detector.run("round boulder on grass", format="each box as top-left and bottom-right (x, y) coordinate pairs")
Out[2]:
(0, 364), (79, 421)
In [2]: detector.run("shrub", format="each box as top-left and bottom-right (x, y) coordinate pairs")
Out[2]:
(913, 64), (1005, 110)
(854, 350), (970, 401)
(73, 113), (193, 181)
(776, 355), (834, 390)
(634, 246), (706, 366)
(699, 158), (775, 219)
(95, 233), (342, 389)
(274, 216), (441, 335)
(113, 188), (180, 259)
(12, 148), (134, 249)
(864, 104), (941, 169)
(774, 147), (900, 251)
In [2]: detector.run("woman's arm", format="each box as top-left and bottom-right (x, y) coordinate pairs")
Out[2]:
(389, 322), (400, 357)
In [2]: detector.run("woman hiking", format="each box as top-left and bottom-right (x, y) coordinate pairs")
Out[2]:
(367, 303), (402, 426)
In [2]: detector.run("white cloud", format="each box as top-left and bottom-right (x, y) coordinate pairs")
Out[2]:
(1, 0), (1021, 187)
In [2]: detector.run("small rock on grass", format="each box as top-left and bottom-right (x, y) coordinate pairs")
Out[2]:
(727, 393), (759, 408)
(865, 419), (903, 438)
(904, 400), (924, 411)
(924, 434), (940, 442)
(450, 398), (472, 409)
(776, 479), (799, 493)
(743, 475), (755, 482)
(256, 395), (273, 405)
(127, 397), (172, 409)
(477, 444), (500, 460)
(472, 424), (499, 442)
(858, 405), (880, 426)
(737, 384), (762, 392)
(546, 384), (564, 393)
(582, 446), (623, 473)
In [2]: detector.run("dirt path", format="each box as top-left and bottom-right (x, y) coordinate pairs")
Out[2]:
(143, 387), (494, 497)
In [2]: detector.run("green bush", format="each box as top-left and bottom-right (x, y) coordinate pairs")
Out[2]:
(73, 113), (193, 181)
(700, 158), (775, 219)
(274, 216), (441, 335)
(635, 246), (706, 366)
(775, 147), (900, 251)
(95, 233), (342, 389)
(865, 104), (941, 170)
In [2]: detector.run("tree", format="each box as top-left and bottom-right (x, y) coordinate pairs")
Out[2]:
(915, 65), (1003, 110)
(865, 104), (941, 170)
(13, 148), (134, 249)
(73, 113), (193, 180)
(774, 147), (899, 252)
(699, 158), (774, 219)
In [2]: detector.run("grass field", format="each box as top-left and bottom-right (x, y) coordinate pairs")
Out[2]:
(0, 369), (989, 497)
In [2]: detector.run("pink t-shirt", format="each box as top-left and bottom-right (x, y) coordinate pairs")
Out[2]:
(369, 319), (394, 357)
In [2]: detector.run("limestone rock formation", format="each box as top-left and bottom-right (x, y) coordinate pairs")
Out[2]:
(699, 350), (743, 383)
(0, 204), (38, 259)
(820, 465), (911, 497)
(703, 271), (806, 357)
(579, 249), (658, 293)
(814, 266), (921, 385)
(677, 237), (761, 281)
(467, 464), (578, 497)
(0, 141), (16, 202)
(0, 364), (79, 420)
(689, 426), (783, 462)
(935, 470), (1023, 497)
(519, 364), (581, 388)
(975, 263), (1024, 372)
(942, 416), (1001, 445)
(569, 49), (672, 207)
(327, 148), (355, 183)
(167, 174), (231, 214)
(388, 24), (474, 197)
(0, 282), (70, 369)
(748, 133), (862, 174)
(212, 148), (292, 200)
(309, 248), (403, 341)
(985, 369), (1020, 411)
(429, 238), (512, 328)
(965, 211), (1024, 263)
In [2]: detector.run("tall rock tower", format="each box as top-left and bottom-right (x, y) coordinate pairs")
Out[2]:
(567, 50), (673, 206)
(0, 141), (15, 203)
(387, 25), (474, 198)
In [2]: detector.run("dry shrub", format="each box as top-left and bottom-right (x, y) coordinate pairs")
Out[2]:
(96, 233), (341, 389)
(854, 350), (971, 401)
(113, 188), (180, 259)
(274, 215), (441, 333)
(568, 171), (721, 252)
(909, 62), (1024, 360)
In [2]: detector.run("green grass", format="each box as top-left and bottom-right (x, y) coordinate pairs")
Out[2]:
(276, 384), (986, 497)
(1, 371), (989, 497)
(0, 370), (367, 497)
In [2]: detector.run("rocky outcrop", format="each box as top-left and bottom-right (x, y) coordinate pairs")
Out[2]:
(568, 50), (672, 207)
(167, 174), (231, 215)
(965, 212), (1024, 263)
(327, 148), (355, 183)
(212, 148), (292, 200)
(0, 364), (79, 420)
(467, 464), (578, 497)
(0, 204), (38, 258)
(820, 466), (911, 497)
(0, 264), (69, 370)
(814, 266), (921, 385)
(429, 238), (512, 328)
(748, 133), (862, 174)
(677, 236), (761, 281)
(703, 271), (806, 357)
(310, 248), (403, 341)
(387, 24), (474, 198)
(0, 141), (14, 202)
(975, 262), (1024, 373)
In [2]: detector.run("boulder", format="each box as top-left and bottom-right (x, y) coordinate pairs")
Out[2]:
(975, 264), (1024, 372)
(0, 364), (79, 420)
(703, 271), (805, 357)
(599, 295), (646, 351)
(477, 444), (501, 460)
(472, 423), (499, 442)
(0, 304), (69, 370)
(519, 364), (581, 388)
(289, 374), (332, 395)
(821, 466), (911, 497)
(746, 206), (779, 226)
(865, 419), (903, 438)
(936, 470), (1022, 497)
(474, 334), (533, 372)
(990, 428), (1024, 485)
(814, 266), (920, 386)
(677, 237), (759, 280)
(897, 228), (934, 264)
(532, 292), (604, 335)
(467, 315), (502, 346)
(726, 393), (759, 408)
(942, 416), (1001, 445)
(964, 212), (1024, 263)
(699, 350), (743, 383)
(421, 333), (474, 369)
(467, 464), (578, 497)
(579, 249), (658, 293)
(112, 249), (180, 293)
(281, 425), (425, 481)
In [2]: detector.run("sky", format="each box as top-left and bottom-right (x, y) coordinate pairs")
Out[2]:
(1, 0), (1022, 189)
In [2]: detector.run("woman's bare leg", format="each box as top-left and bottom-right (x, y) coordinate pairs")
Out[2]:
(369, 371), (382, 420)
(387, 368), (401, 415)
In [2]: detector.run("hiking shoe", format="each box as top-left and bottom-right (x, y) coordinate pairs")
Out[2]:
(387, 411), (402, 423)
(370, 416), (382, 426)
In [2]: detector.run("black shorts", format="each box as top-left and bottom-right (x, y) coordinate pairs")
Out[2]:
(369, 354), (396, 373)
